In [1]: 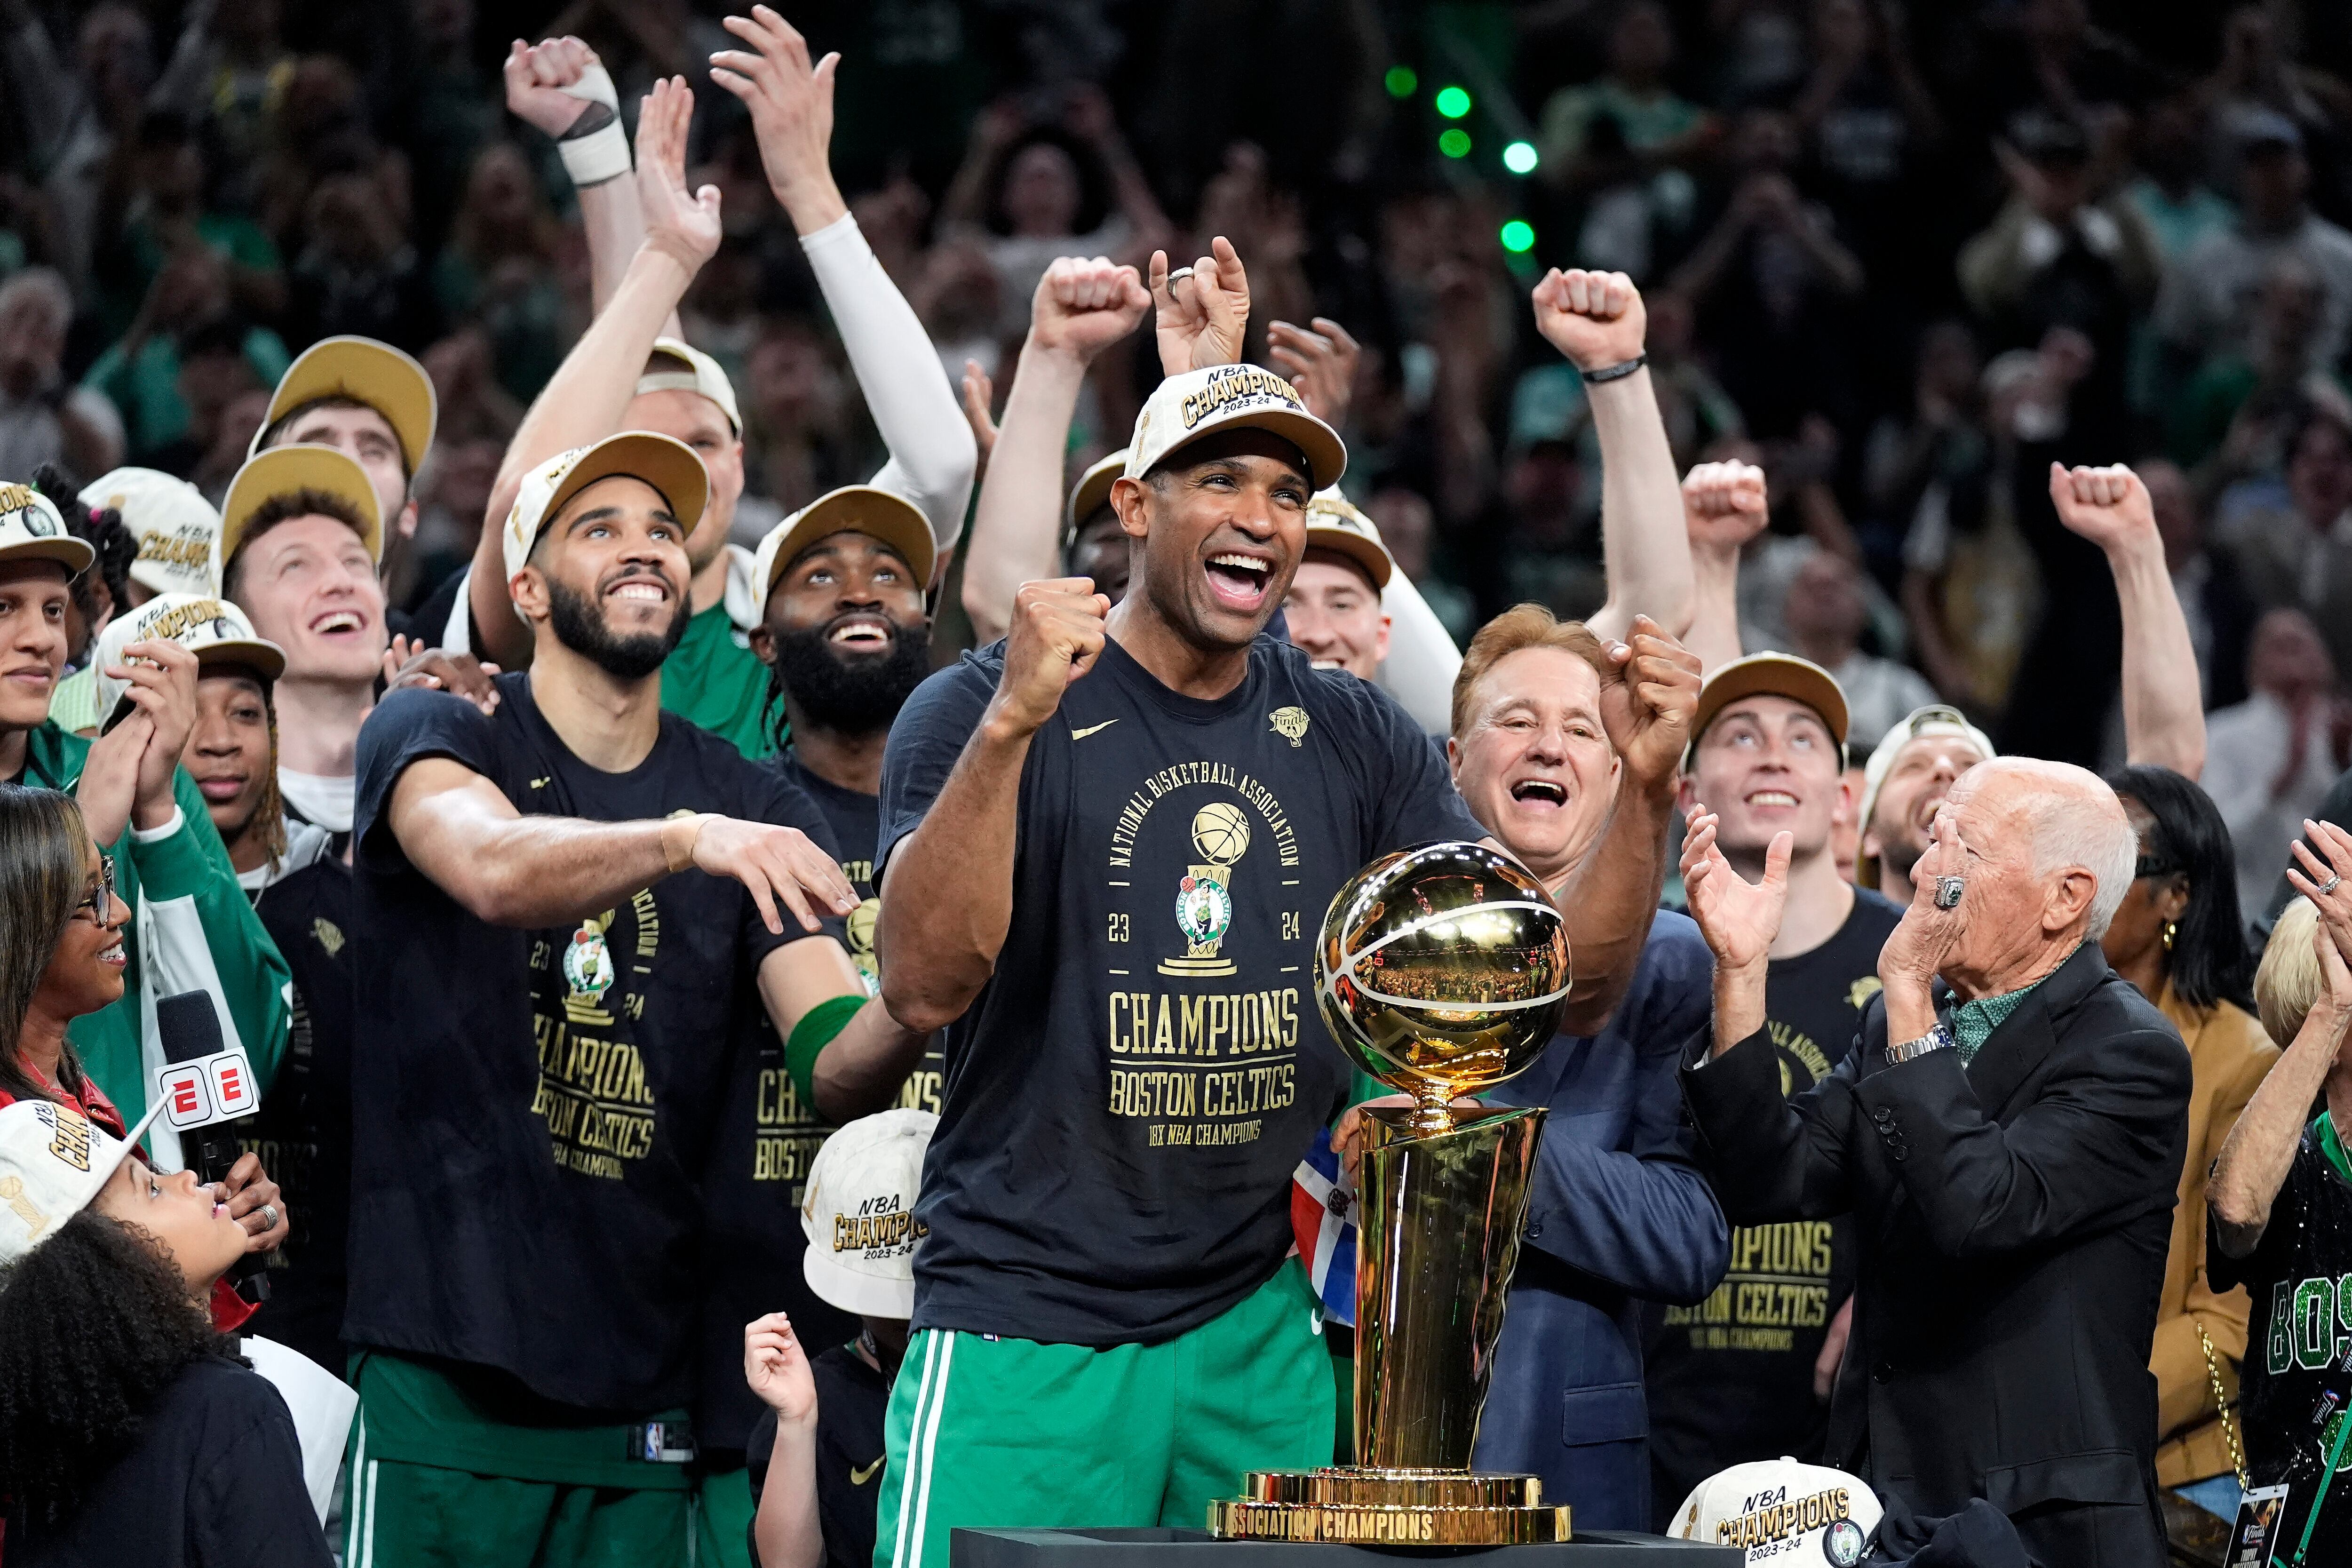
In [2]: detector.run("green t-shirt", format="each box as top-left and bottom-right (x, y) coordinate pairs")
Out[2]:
(659, 602), (775, 759)
(82, 326), (291, 462)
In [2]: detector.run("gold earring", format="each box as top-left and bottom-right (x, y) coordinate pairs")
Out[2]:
(2162, 921), (2176, 952)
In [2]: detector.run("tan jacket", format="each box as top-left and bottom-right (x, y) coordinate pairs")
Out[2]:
(2152, 986), (2279, 1486)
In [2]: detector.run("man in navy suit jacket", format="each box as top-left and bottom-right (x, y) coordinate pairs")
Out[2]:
(1440, 606), (1731, 1529)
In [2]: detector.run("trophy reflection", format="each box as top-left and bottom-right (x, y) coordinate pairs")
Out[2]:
(1208, 841), (1573, 1544)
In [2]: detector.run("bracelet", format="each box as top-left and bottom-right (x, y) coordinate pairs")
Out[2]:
(660, 813), (711, 874)
(1580, 354), (1647, 384)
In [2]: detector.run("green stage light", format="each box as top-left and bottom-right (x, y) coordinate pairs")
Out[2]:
(1385, 65), (1417, 98)
(1438, 128), (1472, 159)
(1499, 219), (1535, 253)
(1434, 85), (1472, 119)
(1502, 140), (1539, 175)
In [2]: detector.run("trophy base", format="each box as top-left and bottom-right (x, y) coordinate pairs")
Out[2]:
(1207, 1469), (1570, 1546)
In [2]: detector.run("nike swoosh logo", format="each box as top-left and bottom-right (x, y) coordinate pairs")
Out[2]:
(530, 776), (552, 789)
(1070, 719), (1120, 740)
(852, 1457), (884, 1486)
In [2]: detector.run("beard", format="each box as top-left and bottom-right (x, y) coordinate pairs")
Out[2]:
(771, 617), (932, 733)
(546, 572), (688, 681)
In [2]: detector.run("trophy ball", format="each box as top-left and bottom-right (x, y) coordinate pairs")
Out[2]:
(1315, 841), (1571, 1099)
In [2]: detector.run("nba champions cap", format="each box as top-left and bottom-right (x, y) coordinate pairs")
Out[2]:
(80, 468), (221, 598)
(0, 481), (94, 576)
(637, 337), (742, 434)
(250, 335), (437, 472)
(801, 1108), (936, 1318)
(1302, 489), (1394, 590)
(1063, 448), (1129, 550)
(750, 485), (938, 605)
(92, 594), (284, 733)
(0, 1098), (168, 1267)
(1127, 365), (1346, 493)
(1854, 704), (1998, 889)
(501, 432), (710, 585)
(215, 444), (384, 580)
(1670, 1458), (1882, 1565)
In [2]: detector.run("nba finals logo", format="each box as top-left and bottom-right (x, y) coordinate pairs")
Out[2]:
(1160, 802), (1251, 978)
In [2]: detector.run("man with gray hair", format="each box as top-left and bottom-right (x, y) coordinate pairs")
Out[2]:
(0, 268), (124, 478)
(1674, 756), (2190, 1567)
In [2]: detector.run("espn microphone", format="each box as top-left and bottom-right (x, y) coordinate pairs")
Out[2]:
(156, 989), (270, 1296)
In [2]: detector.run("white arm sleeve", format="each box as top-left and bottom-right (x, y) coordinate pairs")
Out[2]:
(1375, 571), (1463, 737)
(800, 215), (977, 550)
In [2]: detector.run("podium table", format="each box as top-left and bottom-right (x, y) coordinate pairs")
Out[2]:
(950, 1527), (1746, 1567)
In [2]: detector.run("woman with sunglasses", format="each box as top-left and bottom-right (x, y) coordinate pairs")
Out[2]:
(0, 786), (289, 1318)
(2101, 764), (2278, 1522)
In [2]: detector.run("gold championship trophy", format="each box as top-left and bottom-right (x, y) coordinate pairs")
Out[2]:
(1209, 842), (1573, 1546)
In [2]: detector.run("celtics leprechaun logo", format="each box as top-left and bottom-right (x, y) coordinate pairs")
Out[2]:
(1160, 802), (1250, 978)
(562, 910), (619, 1024)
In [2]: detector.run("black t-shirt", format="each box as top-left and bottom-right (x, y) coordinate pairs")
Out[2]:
(2210, 1119), (2352, 1556)
(744, 1343), (891, 1568)
(1646, 886), (1903, 1513)
(239, 858), (356, 1378)
(348, 672), (836, 1410)
(876, 633), (1486, 1346)
(6, 1356), (331, 1567)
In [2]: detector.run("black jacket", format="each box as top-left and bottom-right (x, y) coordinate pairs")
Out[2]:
(1681, 943), (2190, 1568)
(7, 1356), (331, 1568)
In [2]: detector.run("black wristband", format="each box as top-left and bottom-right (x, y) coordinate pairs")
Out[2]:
(1580, 354), (1647, 385)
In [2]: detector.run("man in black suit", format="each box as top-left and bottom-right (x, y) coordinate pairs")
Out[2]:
(1675, 756), (2190, 1567)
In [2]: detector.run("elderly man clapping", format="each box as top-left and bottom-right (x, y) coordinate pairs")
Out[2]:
(1677, 757), (2190, 1568)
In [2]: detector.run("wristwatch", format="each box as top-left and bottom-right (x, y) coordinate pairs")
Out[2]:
(1883, 1023), (1956, 1067)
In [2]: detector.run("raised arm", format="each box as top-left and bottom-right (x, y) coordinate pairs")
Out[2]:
(503, 36), (682, 332)
(713, 6), (973, 547)
(876, 579), (1108, 1033)
(1551, 618), (1701, 1035)
(960, 258), (1150, 641)
(2050, 463), (2207, 780)
(1678, 460), (1768, 674)
(1531, 270), (1694, 640)
(466, 77), (720, 665)
(2213, 834), (2352, 1256)
(388, 756), (855, 935)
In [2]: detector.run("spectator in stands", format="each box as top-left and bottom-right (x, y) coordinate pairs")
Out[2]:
(1536, 1), (1712, 279)
(1779, 549), (1935, 751)
(0, 268), (123, 478)
(2214, 407), (2352, 680)
(97, 110), (286, 340)
(286, 172), (441, 355)
(2142, 457), (2256, 712)
(2158, 111), (2352, 373)
(2098, 764), (2272, 1525)
(2202, 607), (2350, 918)
(2168, 255), (2337, 469)
(2123, 94), (2236, 268)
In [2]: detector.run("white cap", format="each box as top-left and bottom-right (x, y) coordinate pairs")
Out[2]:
(1126, 366), (1346, 493)
(637, 338), (742, 435)
(1668, 1458), (1881, 1565)
(0, 1098), (167, 1267)
(81, 468), (222, 598)
(1302, 488), (1394, 590)
(501, 432), (711, 586)
(1856, 703), (1998, 889)
(1063, 448), (1130, 551)
(93, 593), (284, 733)
(749, 485), (937, 607)
(800, 1108), (936, 1318)
(0, 481), (93, 577)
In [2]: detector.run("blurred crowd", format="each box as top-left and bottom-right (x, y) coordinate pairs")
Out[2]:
(6, 0), (2352, 928)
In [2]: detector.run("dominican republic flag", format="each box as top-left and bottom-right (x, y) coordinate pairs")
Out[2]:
(1292, 1128), (1359, 1326)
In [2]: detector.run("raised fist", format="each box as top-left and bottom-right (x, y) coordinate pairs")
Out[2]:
(1029, 255), (1151, 362)
(503, 36), (607, 139)
(2047, 462), (2154, 555)
(1531, 268), (1647, 374)
(1682, 461), (1768, 558)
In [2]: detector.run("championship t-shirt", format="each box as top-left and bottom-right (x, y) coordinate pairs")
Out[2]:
(348, 671), (838, 1411)
(876, 633), (1486, 1346)
(238, 858), (356, 1378)
(1646, 886), (1902, 1512)
(695, 751), (951, 1457)
(2209, 1116), (2352, 1556)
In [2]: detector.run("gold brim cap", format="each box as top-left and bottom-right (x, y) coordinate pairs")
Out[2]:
(1302, 488), (1394, 590)
(501, 432), (711, 585)
(0, 483), (93, 576)
(1128, 365), (1346, 493)
(750, 485), (937, 608)
(251, 335), (437, 472)
(216, 444), (384, 582)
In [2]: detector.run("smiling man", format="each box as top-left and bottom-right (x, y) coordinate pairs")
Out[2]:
(872, 341), (1698, 1559)
(343, 426), (925, 1568)
(1645, 652), (1903, 1525)
(1857, 705), (1999, 905)
(1280, 491), (1391, 678)
(1442, 604), (1727, 1526)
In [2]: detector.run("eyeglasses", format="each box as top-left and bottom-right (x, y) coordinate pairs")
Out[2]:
(74, 853), (116, 923)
